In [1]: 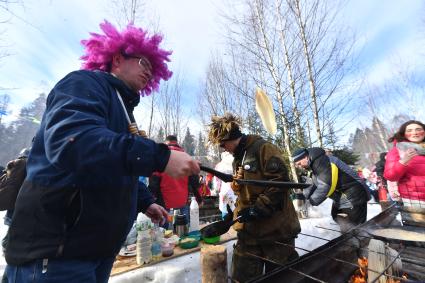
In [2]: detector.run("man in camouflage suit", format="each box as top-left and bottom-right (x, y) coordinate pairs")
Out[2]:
(208, 113), (300, 282)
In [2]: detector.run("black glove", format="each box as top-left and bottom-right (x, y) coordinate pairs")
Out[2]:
(237, 207), (260, 223)
(223, 204), (233, 223)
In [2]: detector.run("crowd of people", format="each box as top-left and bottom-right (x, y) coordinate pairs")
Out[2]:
(0, 19), (424, 283)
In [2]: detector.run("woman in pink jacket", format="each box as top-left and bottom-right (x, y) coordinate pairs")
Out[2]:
(384, 120), (425, 207)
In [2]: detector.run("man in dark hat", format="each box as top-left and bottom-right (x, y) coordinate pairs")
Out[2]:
(292, 148), (370, 231)
(208, 113), (300, 282)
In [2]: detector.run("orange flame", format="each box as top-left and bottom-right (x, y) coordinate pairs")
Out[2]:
(349, 257), (368, 283)
(349, 257), (408, 283)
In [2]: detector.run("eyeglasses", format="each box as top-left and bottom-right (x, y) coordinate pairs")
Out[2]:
(122, 53), (153, 77)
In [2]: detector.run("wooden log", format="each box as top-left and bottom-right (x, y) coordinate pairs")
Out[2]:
(368, 239), (402, 283)
(368, 239), (387, 283)
(201, 245), (227, 283)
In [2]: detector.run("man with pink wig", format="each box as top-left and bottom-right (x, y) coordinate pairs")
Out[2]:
(4, 21), (199, 283)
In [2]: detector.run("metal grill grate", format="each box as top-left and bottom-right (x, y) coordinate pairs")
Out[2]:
(225, 203), (425, 283)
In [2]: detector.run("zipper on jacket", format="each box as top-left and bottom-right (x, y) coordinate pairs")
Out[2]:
(42, 258), (48, 273)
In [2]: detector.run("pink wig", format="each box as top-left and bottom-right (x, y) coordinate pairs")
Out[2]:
(80, 20), (173, 96)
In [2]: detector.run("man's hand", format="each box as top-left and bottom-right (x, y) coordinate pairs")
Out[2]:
(237, 207), (260, 223)
(230, 180), (240, 192)
(145, 203), (168, 226)
(164, 150), (200, 178)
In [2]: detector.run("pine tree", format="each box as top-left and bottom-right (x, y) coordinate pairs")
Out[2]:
(0, 93), (46, 165)
(196, 131), (208, 158)
(182, 127), (195, 156)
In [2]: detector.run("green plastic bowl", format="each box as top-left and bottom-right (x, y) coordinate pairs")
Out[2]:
(203, 235), (220, 244)
(187, 230), (202, 241)
(179, 236), (199, 249)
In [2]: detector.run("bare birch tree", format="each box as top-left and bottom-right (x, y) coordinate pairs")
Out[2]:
(155, 73), (187, 140)
(286, 0), (356, 148)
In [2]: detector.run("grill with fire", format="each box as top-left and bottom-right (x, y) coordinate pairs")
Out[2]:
(248, 204), (425, 283)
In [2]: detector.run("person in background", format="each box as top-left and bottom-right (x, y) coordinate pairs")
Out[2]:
(373, 152), (396, 202)
(363, 167), (379, 203)
(374, 152), (387, 181)
(292, 148), (370, 232)
(214, 152), (236, 219)
(0, 148), (30, 283)
(149, 135), (202, 226)
(5, 21), (199, 283)
(198, 174), (212, 197)
(384, 120), (425, 207)
(208, 113), (300, 282)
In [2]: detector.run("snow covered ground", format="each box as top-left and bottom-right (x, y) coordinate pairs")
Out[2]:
(0, 200), (383, 282)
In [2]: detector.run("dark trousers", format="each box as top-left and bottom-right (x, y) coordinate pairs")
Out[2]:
(231, 238), (298, 282)
(331, 202), (367, 232)
(5, 257), (115, 283)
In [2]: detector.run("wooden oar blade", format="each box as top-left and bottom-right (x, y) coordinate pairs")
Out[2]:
(255, 88), (277, 135)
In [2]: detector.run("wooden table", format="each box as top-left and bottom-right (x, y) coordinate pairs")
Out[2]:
(111, 228), (237, 276)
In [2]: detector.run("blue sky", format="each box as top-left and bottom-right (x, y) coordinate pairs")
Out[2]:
(0, 0), (424, 137)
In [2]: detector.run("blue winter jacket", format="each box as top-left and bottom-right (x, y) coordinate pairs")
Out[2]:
(302, 148), (370, 209)
(6, 70), (170, 265)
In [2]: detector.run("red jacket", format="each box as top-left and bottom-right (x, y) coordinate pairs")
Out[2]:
(149, 142), (199, 209)
(384, 142), (425, 201)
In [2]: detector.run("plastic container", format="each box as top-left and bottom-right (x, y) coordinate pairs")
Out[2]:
(136, 213), (153, 265)
(175, 214), (188, 237)
(167, 235), (180, 246)
(151, 224), (163, 260)
(189, 197), (200, 232)
(187, 230), (201, 241)
(161, 242), (174, 257)
(203, 235), (220, 244)
(136, 229), (152, 265)
(179, 236), (199, 249)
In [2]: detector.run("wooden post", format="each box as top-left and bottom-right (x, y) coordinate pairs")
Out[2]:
(368, 239), (402, 283)
(201, 245), (228, 283)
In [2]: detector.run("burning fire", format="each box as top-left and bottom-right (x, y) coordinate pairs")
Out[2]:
(349, 257), (408, 283)
(349, 257), (368, 283)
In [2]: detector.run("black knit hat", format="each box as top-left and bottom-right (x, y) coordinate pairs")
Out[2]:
(291, 148), (308, 162)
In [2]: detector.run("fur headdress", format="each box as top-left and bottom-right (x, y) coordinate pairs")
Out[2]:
(80, 20), (173, 96)
(208, 113), (242, 145)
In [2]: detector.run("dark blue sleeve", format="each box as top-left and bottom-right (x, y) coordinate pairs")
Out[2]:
(137, 181), (155, 213)
(43, 71), (170, 176)
(309, 155), (332, 206)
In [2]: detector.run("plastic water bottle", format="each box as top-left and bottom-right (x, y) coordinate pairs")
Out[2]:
(136, 214), (152, 265)
(151, 224), (163, 261)
(189, 197), (199, 232)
